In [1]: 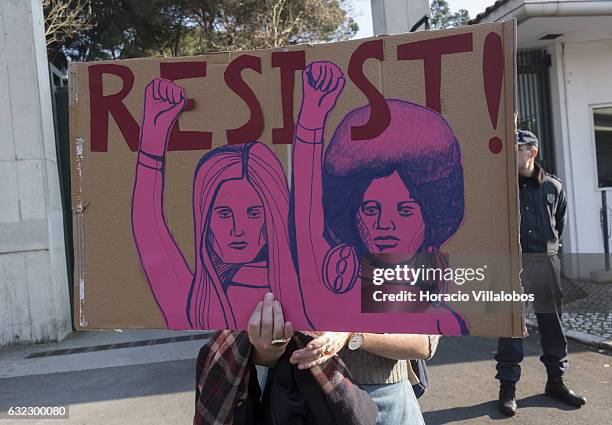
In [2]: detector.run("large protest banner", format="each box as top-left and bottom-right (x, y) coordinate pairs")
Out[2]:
(69, 20), (524, 336)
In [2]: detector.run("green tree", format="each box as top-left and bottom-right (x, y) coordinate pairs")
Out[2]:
(429, 0), (470, 29)
(186, 0), (357, 53)
(46, 0), (357, 69)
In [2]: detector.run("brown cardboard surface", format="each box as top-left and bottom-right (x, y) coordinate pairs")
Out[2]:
(69, 21), (525, 336)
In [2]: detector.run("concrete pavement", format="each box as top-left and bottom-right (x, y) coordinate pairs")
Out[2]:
(420, 330), (612, 424)
(0, 330), (207, 425)
(0, 328), (610, 424)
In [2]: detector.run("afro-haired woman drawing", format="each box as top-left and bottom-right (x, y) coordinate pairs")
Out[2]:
(290, 61), (469, 335)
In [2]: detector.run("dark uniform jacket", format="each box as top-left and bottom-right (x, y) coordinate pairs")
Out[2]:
(519, 162), (567, 255)
(518, 162), (567, 309)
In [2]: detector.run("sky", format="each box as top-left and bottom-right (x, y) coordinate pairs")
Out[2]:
(351, 0), (494, 39)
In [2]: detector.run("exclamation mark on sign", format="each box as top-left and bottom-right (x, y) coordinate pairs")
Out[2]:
(483, 32), (504, 154)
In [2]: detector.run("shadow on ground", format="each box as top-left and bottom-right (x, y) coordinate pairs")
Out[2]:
(423, 395), (581, 424)
(0, 359), (196, 410)
(428, 333), (593, 367)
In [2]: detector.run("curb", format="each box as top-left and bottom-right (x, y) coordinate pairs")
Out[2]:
(525, 318), (612, 351)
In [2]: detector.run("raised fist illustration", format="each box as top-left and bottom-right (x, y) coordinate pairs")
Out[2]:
(140, 78), (186, 155)
(298, 61), (346, 129)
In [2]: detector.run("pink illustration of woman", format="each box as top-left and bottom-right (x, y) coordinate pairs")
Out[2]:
(292, 61), (469, 335)
(131, 78), (308, 330)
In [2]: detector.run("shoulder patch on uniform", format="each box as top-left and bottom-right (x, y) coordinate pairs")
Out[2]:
(545, 172), (562, 183)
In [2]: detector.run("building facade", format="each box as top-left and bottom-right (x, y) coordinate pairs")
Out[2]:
(472, 0), (612, 278)
(0, 0), (72, 345)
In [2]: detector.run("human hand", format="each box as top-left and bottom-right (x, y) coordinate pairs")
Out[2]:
(140, 78), (186, 156)
(248, 292), (293, 367)
(289, 331), (350, 369)
(298, 61), (346, 129)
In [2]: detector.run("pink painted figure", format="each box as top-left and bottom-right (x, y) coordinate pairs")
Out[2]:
(292, 61), (469, 335)
(132, 78), (308, 330)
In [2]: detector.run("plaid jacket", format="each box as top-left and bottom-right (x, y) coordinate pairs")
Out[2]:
(194, 331), (378, 425)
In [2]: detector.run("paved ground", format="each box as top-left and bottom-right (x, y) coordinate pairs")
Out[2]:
(0, 330), (206, 425)
(420, 330), (612, 425)
(556, 278), (612, 340)
(0, 328), (610, 424)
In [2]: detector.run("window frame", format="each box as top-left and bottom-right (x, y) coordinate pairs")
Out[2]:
(590, 103), (612, 191)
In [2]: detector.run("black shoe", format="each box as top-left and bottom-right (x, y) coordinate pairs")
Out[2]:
(545, 376), (587, 407)
(498, 381), (517, 416)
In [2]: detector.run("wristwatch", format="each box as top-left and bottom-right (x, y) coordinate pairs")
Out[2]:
(348, 332), (365, 350)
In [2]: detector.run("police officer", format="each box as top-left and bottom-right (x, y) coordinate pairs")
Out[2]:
(496, 130), (587, 416)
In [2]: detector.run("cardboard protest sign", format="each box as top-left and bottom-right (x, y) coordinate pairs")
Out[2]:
(69, 20), (524, 336)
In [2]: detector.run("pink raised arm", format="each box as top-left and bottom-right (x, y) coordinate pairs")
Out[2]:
(131, 78), (192, 329)
(293, 62), (346, 301)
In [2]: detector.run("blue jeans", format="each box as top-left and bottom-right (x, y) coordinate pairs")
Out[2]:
(361, 380), (425, 425)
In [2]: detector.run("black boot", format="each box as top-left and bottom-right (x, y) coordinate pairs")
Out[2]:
(498, 381), (517, 416)
(545, 376), (586, 407)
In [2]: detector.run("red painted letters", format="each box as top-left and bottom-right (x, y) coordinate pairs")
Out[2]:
(160, 62), (211, 150)
(397, 33), (473, 112)
(224, 55), (265, 145)
(347, 40), (390, 141)
(271, 51), (306, 145)
(89, 64), (139, 152)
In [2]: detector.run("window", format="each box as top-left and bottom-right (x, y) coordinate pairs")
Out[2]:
(594, 107), (612, 188)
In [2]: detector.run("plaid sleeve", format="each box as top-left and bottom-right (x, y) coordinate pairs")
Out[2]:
(194, 331), (252, 425)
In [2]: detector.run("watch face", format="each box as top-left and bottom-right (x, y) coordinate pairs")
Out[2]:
(348, 333), (364, 350)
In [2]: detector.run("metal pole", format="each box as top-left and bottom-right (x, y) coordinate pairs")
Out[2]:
(602, 191), (610, 271)
(410, 15), (429, 32)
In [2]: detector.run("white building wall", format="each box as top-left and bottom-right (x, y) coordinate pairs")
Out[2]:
(0, 0), (71, 345)
(370, 0), (429, 35)
(548, 43), (577, 252)
(548, 38), (612, 277)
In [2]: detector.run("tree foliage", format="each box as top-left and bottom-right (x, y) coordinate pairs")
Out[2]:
(43, 0), (93, 47)
(45, 0), (357, 69)
(429, 0), (470, 29)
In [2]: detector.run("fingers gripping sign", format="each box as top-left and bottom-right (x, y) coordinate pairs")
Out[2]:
(248, 292), (293, 367)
